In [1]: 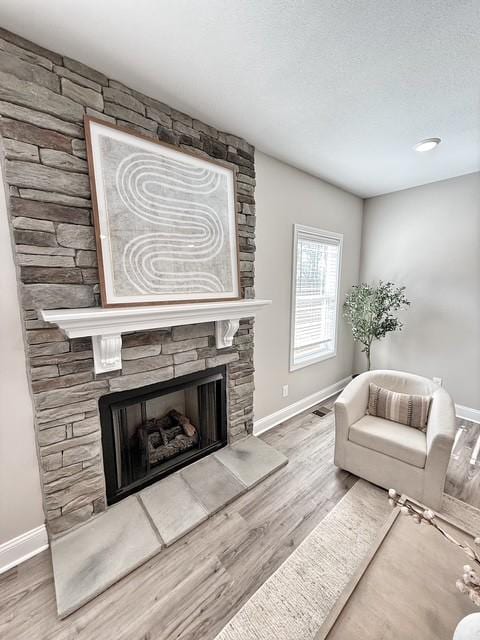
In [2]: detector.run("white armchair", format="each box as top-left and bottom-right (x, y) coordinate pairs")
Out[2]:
(334, 370), (456, 510)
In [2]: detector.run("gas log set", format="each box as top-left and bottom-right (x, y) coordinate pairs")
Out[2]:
(137, 409), (199, 467)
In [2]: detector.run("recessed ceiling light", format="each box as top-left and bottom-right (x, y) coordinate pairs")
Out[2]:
(414, 137), (441, 152)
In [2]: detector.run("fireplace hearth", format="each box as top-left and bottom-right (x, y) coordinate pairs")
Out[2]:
(99, 366), (227, 504)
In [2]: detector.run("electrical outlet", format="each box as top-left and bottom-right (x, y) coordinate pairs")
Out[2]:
(282, 384), (289, 398)
(433, 377), (443, 386)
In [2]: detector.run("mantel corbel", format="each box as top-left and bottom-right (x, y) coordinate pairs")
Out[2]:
(215, 319), (240, 349)
(91, 334), (123, 374)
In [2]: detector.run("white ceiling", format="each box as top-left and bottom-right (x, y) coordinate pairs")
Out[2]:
(0, 0), (479, 197)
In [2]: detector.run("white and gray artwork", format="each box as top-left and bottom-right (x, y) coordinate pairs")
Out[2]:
(87, 119), (239, 305)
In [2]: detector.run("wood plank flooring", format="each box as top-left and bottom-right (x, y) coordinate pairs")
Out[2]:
(0, 401), (355, 640)
(1, 401), (477, 640)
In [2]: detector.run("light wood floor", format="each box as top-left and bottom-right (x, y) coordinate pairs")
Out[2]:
(1, 405), (477, 640)
(0, 400), (355, 640)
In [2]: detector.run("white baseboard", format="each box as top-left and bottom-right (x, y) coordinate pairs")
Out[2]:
(253, 376), (352, 436)
(456, 404), (480, 424)
(0, 525), (48, 575)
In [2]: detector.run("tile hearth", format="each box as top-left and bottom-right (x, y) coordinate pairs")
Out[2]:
(51, 496), (161, 619)
(140, 474), (209, 546)
(51, 436), (287, 618)
(181, 455), (247, 515)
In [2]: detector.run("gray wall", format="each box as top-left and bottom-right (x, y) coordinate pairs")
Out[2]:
(0, 161), (44, 545)
(357, 172), (480, 409)
(254, 152), (363, 421)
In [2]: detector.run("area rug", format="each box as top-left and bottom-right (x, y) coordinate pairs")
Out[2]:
(214, 479), (390, 640)
(215, 480), (480, 640)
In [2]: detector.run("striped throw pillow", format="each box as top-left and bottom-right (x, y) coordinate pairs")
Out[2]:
(367, 383), (431, 431)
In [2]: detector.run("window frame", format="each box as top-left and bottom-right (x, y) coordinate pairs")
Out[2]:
(289, 224), (343, 372)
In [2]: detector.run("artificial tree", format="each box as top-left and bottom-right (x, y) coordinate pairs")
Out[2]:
(343, 281), (410, 370)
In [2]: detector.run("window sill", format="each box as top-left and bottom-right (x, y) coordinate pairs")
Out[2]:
(289, 350), (337, 372)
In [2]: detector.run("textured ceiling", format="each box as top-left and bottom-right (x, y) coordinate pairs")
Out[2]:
(0, 0), (479, 197)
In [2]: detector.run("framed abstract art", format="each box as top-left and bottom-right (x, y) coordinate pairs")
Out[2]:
(84, 116), (240, 306)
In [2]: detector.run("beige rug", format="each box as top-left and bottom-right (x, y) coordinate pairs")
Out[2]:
(215, 480), (480, 640)
(215, 479), (390, 640)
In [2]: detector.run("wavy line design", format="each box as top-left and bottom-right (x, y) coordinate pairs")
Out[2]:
(114, 151), (229, 294)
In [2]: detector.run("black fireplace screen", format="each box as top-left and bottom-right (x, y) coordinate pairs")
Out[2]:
(99, 366), (227, 504)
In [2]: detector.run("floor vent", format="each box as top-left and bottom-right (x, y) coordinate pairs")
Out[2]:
(312, 406), (332, 418)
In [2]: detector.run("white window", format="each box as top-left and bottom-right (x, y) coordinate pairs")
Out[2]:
(290, 225), (343, 371)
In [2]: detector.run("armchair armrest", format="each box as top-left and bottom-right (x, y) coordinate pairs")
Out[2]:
(426, 388), (456, 456)
(424, 387), (456, 508)
(335, 373), (371, 429)
(334, 373), (371, 468)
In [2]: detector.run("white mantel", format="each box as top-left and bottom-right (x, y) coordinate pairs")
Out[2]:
(41, 299), (271, 374)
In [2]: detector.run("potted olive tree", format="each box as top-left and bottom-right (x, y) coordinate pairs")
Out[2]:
(343, 281), (410, 371)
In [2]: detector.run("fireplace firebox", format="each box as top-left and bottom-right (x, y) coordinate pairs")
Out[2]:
(99, 366), (227, 504)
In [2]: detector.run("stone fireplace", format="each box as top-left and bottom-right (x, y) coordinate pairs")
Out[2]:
(0, 28), (260, 536)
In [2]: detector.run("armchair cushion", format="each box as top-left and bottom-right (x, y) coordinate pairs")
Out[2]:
(349, 415), (427, 468)
(367, 383), (431, 431)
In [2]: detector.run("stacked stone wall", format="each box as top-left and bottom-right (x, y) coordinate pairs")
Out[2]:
(0, 28), (256, 535)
